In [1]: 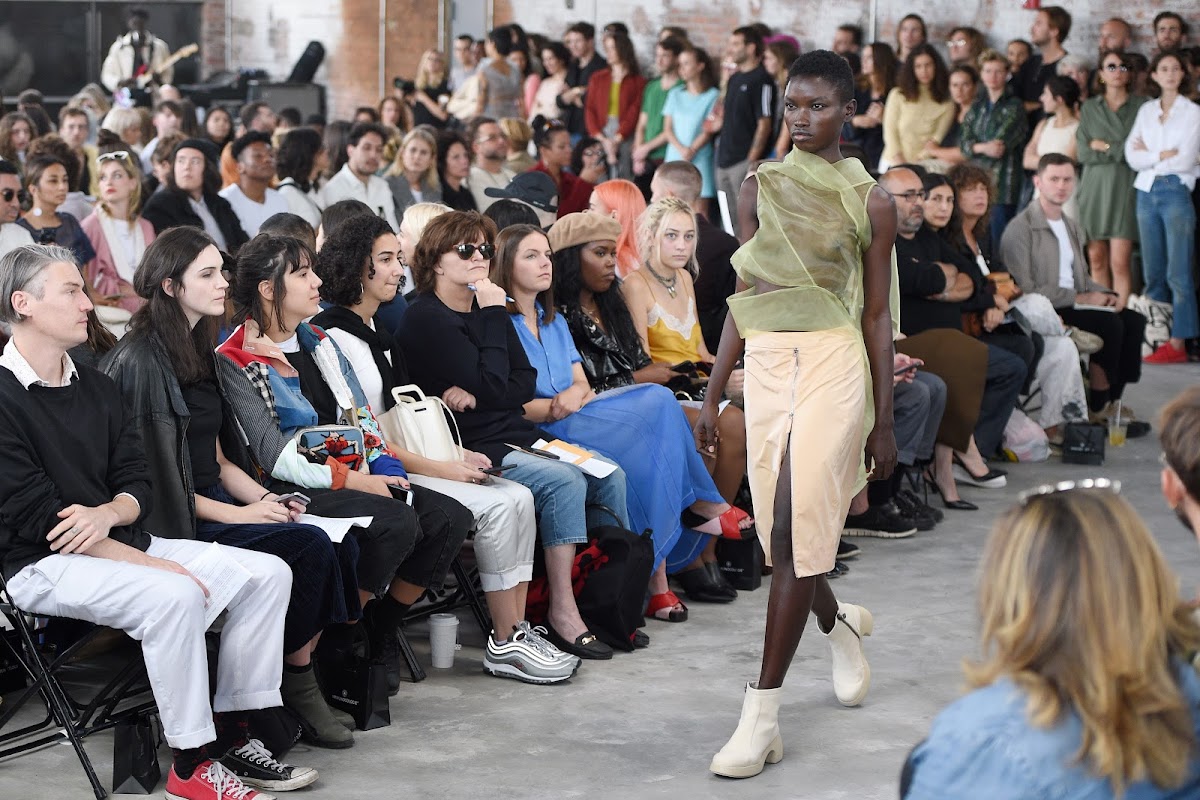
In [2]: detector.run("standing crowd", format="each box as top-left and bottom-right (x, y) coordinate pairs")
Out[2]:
(1, 5), (1200, 800)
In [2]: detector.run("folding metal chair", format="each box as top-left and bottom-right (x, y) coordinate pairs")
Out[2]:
(400, 550), (494, 683)
(0, 574), (159, 799)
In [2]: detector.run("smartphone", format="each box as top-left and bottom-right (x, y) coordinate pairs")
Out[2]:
(505, 443), (560, 460)
(894, 359), (924, 376)
(275, 492), (311, 507)
(482, 464), (516, 476)
(388, 485), (415, 505)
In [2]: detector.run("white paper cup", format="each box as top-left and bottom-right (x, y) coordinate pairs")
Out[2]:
(428, 613), (459, 669)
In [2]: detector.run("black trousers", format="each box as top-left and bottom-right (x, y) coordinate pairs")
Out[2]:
(1058, 307), (1146, 399)
(273, 482), (472, 597)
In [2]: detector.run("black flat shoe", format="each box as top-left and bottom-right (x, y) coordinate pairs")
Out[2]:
(704, 561), (738, 599)
(542, 624), (613, 660)
(672, 565), (736, 603)
(632, 629), (650, 649)
(943, 498), (979, 510)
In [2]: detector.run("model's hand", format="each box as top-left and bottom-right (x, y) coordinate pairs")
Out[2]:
(864, 425), (897, 482)
(693, 403), (721, 459)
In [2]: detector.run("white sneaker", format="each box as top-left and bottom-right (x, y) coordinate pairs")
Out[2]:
(484, 622), (579, 684)
(823, 603), (873, 707)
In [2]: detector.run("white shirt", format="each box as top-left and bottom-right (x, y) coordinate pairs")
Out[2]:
(219, 184), (289, 237)
(1124, 96), (1200, 192)
(469, 164), (515, 212)
(0, 222), (34, 259)
(1046, 217), (1075, 290)
(110, 219), (139, 283)
(188, 197), (227, 251)
(318, 164), (399, 232)
(325, 325), (391, 412)
(276, 179), (323, 229)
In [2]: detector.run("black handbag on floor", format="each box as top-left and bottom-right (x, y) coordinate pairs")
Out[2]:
(320, 656), (391, 731)
(1061, 422), (1105, 465)
(575, 506), (655, 652)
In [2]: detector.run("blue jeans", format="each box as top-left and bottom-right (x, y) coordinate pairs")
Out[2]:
(500, 450), (628, 548)
(1137, 175), (1198, 339)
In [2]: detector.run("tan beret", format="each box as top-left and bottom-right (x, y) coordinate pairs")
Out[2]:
(547, 212), (623, 252)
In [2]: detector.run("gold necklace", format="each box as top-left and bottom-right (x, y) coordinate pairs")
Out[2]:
(643, 260), (678, 298)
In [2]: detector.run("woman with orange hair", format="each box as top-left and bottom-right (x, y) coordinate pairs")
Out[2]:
(587, 178), (645, 278)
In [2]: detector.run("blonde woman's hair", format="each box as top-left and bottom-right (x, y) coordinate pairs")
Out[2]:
(415, 50), (448, 90)
(100, 107), (143, 142)
(96, 151), (144, 220)
(969, 489), (1200, 794)
(637, 197), (698, 278)
(386, 127), (439, 190)
(498, 117), (532, 151)
(399, 201), (452, 244)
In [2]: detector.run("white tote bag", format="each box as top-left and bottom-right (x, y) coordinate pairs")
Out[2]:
(376, 384), (463, 462)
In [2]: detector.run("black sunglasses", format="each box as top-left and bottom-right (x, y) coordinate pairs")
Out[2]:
(1, 188), (30, 204)
(1103, 63), (1130, 72)
(454, 243), (496, 259)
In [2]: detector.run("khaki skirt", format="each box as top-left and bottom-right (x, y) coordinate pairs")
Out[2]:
(743, 328), (867, 579)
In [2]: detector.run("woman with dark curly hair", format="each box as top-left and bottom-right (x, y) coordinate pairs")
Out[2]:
(275, 127), (326, 228)
(310, 213), (560, 684)
(881, 43), (953, 168)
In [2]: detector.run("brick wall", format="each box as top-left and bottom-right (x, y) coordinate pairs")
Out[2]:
(198, 0), (1184, 122)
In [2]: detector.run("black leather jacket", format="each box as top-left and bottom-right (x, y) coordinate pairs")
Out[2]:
(100, 332), (256, 538)
(560, 304), (651, 394)
(141, 187), (250, 253)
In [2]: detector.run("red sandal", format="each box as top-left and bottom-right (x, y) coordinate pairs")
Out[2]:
(682, 506), (755, 540)
(646, 591), (689, 622)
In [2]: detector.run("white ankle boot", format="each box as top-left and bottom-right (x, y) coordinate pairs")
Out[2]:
(823, 602), (873, 706)
(709, 682), (784, 778)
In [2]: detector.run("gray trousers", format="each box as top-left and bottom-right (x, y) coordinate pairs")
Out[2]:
(893, 371), (947, 465)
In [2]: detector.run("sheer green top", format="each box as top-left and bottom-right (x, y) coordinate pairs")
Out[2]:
(727, 148), (900, 340)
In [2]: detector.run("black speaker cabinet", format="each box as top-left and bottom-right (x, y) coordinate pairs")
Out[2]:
(246, 81), (326, 119)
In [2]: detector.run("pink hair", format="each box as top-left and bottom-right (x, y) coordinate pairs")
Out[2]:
(593, 179), (647, 278)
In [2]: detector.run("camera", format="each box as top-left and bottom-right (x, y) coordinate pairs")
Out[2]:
(393, 77), (416, 94)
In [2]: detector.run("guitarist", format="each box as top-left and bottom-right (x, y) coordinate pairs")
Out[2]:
(100, 8), (174, 94)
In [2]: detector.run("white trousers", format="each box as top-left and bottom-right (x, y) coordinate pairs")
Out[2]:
(6, 537), (291, 749)
(407, 474), (536, 593)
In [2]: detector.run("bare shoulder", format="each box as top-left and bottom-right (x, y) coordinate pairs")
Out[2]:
(866, 184), (895, 216)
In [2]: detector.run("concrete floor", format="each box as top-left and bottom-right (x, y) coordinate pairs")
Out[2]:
(4, 363), (1200, 799)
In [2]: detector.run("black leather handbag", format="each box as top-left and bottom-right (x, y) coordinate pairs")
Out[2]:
(1061, 422), (1105, 465)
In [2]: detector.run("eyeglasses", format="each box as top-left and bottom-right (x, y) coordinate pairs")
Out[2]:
(97, 150), (133, 164)
(893, 190), (927, 201)
(1103, 63), (1130, 72)
(946, 39), (968, 47)
(476, 133), (507, 144)
(1018, 478), (1122, 505)
(454, 242), (496, 259)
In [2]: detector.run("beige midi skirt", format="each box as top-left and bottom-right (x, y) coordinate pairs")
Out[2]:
(743, 328), (867, 578)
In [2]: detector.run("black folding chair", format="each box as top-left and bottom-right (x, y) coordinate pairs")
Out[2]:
(400, 550), (494, 683)
(0, 574), (159, 799)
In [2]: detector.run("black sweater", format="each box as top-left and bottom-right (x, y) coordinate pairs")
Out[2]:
(895, 226), (987, 335)
(397, 293), (544, 465)
(141, 187), (250, 253)
(0, 365), (152, 579)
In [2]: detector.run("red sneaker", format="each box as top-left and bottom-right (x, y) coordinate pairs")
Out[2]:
(1144, 341), (1188, 364)
(165, 761), (274, 800)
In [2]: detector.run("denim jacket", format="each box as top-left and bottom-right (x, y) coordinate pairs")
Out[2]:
(904, 663), (1200, 799)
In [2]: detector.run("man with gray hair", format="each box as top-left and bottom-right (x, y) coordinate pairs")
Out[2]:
(0, 245), (298, 800)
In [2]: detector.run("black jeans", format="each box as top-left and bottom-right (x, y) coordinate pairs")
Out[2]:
(1058, 307), (1146, 400)
(277, 483), (472, 597)
(975, 344), (1027, 458)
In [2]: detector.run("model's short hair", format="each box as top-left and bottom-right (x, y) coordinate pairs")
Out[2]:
(0, 244), (75, 324)
(411, 211), (498, 294)
(787, 49), (856, 103)
(1041, 6), (1072, 43)
(733, 26), (765, 59)
(1037, 152), (1076, 174)
(259, 212), (316, 251)
(837, 24), (865, 48)
(654, 161), (703, 203)
(230, 130), (272, 162)
(347, 121), (387, 148)
(565, 21), (595, 40)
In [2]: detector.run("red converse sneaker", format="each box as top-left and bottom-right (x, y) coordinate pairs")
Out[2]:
(165, 761), (275, 800)
(1144, 341), (1188, 364)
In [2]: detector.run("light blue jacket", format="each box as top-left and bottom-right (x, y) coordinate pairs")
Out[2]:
(904, 662), (1200, 799)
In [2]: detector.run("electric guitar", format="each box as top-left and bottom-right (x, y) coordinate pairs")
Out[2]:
(134, 43), (199, 88)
